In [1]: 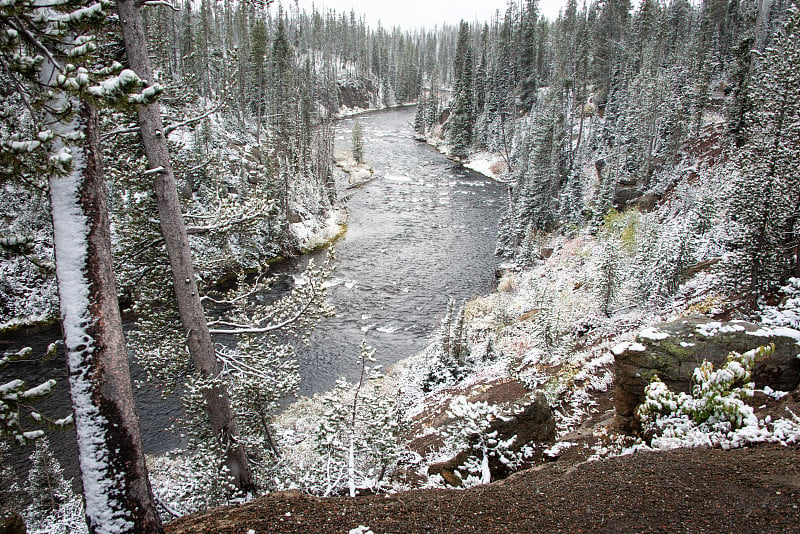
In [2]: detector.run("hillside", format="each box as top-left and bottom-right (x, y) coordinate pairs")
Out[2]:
(166, 444), (799, 533)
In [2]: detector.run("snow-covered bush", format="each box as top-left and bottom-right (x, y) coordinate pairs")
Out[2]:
(636, 344), (800, 449)
(148, 440), (240, 519)
(443, 396), (520, 487)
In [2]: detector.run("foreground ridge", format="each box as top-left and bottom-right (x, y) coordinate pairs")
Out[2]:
(167, 444), (800, 534)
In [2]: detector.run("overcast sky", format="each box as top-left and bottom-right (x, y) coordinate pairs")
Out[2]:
(284, 1), (569, 29)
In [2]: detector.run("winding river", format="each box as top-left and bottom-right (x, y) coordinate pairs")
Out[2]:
(284, 106), (505, 394)
(3, 106), (505, 478)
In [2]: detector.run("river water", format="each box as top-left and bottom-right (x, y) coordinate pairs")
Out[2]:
(285, 107), (505, 394)
(2, 106), (504, 480)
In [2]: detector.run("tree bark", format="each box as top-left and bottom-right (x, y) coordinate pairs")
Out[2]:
(49, 98), (163, 533)
(116, 0), (255, 493)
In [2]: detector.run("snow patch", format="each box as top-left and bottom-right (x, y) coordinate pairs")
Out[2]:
(748, 326), (800, 345)
(638, 327), (670, 341)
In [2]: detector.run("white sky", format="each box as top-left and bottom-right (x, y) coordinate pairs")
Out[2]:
(285, 1), (570, 29)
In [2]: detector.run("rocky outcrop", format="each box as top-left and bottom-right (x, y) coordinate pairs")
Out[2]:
(337, 78), (378, 110)
(428, 391), (555, 486)
(613, 181), (643, 210)
(614, 316), (800, 432)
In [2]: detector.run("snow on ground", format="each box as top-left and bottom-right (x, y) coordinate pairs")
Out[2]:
(463, 151), (507, 181)
(291, 207), (348, 252)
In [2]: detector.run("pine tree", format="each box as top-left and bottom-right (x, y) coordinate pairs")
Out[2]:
(352, 118), (365, 163)
(117, 0), (256, 495)
(310, 340), (401, 497)
(449, 21), (475, 158)
(26, 437), (74, 523)
(2, 4), (165, 531)
(722, 6), (800, 306)
(595, 238), (623, 317)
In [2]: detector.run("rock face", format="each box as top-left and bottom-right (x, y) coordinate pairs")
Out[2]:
(614, 317), (800, 432)
(337, 78), (378, 110)
(428, 391), (555, 486)
(613, 182), (643, 210)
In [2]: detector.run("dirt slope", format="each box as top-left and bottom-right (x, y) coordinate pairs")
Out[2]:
(166, 444), (799, 534)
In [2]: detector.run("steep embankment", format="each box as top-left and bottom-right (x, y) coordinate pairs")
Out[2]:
(166, 444), (800, 533)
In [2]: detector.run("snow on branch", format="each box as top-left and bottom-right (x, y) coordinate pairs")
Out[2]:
(207, 251), (335, 336)
(163, 101), (224, 135)
(142, 1), (179, 11)
(100, 101), (224, 139)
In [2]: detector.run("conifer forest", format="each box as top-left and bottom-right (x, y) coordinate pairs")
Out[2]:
(1, 0), (800, 532)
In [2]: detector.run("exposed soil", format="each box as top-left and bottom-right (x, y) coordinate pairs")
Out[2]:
(166, 444), (800, 534)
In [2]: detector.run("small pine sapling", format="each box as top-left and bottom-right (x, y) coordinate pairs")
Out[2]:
(594, 238), (623, 317)
(24, 437), (87, 534)
(424, 301), (470, 389)
(312, 340), (401, 497)
(443, 396), (520, 486)
(352, 119), (365, 164)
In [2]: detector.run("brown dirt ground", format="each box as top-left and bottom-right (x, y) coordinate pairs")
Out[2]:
(166, 444), (800, 534)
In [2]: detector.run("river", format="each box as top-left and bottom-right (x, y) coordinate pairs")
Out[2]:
(284, 106), (505, 394)
(2, 106), (505, 480)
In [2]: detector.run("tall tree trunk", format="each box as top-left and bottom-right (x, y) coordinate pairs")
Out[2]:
(47, 94), (162, 532)
(116, 0), (255, 494)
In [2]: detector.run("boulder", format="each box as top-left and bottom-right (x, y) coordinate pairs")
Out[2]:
(428, 391), (555, 485)
(614, 317), (800, 432)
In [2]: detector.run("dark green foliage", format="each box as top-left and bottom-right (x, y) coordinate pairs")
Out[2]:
(721, 6), (800, 307)
(352, 118), (364, 163)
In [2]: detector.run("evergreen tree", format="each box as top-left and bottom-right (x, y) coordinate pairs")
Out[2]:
(352, 118), (365, 163)
(26, 437), (74, 523)
(721, 5), (800, 306)
(1, 4), (165, 531)
(309, 340), (401, 497)
(449, 21), (475, 158)
(595, 237), (623, 317)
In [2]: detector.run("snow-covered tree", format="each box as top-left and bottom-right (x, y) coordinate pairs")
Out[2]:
(443, 396), (520, 486)
(116, 0), (256, 494)
(352, 118), (364, 164)
(424, 300), (471, 389)
(1, 2), (164, 531)
(594, 236), (624, 317)
(308, 340), (401, 497)
(721, 5), (800, 307)
(25, 437), (75, 523)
